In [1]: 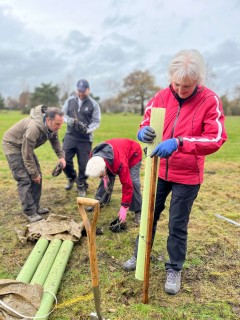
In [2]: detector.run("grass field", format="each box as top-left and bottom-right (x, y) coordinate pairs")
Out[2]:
(0, 111), (239, 320)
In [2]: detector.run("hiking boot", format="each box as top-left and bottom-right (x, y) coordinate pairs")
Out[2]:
(165, 269), (181, 295)
(78, 184), (86, 197)
(37, 207), (49, 215)
(65, 177), (76, 190)
(134, 211), (141, 225)
(23, 213), (44, 223)
(122, 256), (137, 271)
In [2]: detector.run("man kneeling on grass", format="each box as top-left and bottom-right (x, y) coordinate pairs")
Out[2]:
(85, 138), (142, 227)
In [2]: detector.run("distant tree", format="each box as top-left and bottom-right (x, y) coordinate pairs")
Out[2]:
(19, 91), (31, 111)
(59, 75), (74, 106)
(5, 97), (19, 110)
(30, 83), (60, 108)
(0, 94), (5, 110)
(221, 94), (231, 115)
(121, 70), (161, 115)
(90, 93), (101, 104)
(230, 85), (240, 116)
(59, 91), (69, 107)
(101, 96), (124, 113)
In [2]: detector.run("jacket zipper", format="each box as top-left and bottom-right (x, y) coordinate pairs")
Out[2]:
(165, 104), (181, 181)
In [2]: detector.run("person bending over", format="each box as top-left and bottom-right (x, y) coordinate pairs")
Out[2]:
(85, 138), (142, 226)
(2, 105), (66, 223)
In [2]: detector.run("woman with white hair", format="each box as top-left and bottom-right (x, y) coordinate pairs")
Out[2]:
(123, 49), (227, 295)
(85, 138), (142, 225)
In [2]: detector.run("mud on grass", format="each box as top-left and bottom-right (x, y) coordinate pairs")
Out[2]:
(0, 161), (239, 320)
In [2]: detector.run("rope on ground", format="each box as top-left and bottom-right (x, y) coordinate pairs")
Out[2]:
(55, 293), (93, 308)
(0, 290), (57, 319)
(215, 214), (240, 227)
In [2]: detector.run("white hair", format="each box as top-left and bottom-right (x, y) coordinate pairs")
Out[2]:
(168, 49), (206, 85)
(85, 156), (106, 177)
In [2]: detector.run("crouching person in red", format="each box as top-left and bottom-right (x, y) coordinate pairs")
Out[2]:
(85, 138), (142, 227)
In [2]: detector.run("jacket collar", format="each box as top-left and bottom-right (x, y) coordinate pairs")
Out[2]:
(169, 84), (203, 105)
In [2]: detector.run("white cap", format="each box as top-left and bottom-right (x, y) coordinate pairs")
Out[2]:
(85, 156), (106, 177)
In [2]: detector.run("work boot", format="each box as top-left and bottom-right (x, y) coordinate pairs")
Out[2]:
(134, 211), (141, 225)
(122, 256), (137, 271)
(65, 177), (76, 190)
(37, 207), (49, 215)
(164, 269), (181, 295)
(23, 213), (44, 223)
(78, 184), (86, 197)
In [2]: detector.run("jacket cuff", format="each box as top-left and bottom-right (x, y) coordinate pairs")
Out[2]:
(121, 202), (130, 208)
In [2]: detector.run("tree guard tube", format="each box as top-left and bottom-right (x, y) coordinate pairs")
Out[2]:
(135, 107), (165, 281)
(16, 238), (49, 283)
(33, 240), (74, 319)
(30, 239), (62, 286)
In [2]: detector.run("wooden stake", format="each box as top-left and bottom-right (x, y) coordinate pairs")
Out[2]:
(143, 155), (158, 304)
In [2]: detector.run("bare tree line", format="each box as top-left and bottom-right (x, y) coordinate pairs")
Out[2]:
(0, 70), (240, 116)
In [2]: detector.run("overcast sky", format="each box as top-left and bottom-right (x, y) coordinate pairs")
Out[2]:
(0, 0), (239, 101)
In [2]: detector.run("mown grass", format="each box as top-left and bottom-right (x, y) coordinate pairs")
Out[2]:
(0, 111), (239, 320)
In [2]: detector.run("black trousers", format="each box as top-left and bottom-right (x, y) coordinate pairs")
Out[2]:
(135, 178), (200, 271)
(63, 136), (92, 188)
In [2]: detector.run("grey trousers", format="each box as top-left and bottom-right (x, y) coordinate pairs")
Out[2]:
(129, 161), (142, 212)
(5, 153), (42, 215)
(95, 161), (142, 212)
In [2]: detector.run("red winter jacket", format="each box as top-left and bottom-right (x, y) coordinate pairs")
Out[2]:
(140, 86), (227, 185)
(91, 138), (142, 207)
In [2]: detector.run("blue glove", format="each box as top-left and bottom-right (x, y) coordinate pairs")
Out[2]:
(150, 138), (178, 158)
(138, 126), (156, 143)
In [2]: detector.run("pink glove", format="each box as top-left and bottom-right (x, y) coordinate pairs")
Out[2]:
(103, 174), (109, 189)
(118, 206), (129, 222)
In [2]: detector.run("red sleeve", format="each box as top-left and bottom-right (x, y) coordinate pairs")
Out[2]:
(180, 95), (227, 156)
(139, 98), (154, 130)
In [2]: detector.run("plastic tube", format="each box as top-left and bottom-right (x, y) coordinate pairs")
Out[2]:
(16, 238), (49, 283)
(135, 107), (165, 281)
(34, 240), (74, 320)
(30, 239), (62, 286)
